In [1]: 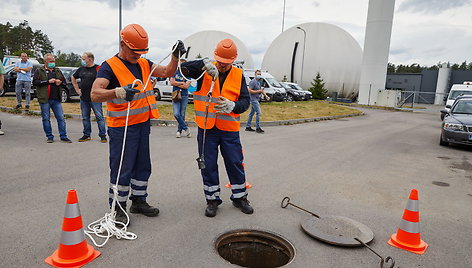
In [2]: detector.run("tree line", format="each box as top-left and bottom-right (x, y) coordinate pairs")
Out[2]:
(387, 61), (472, 73)
(0, 20), (81, 67)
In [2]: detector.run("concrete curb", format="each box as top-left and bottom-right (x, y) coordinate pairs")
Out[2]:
(0, 105), (365, 127)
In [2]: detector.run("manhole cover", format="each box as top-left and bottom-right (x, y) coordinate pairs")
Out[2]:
(215, 229), (295, 268)
(432, 181), (450, 187)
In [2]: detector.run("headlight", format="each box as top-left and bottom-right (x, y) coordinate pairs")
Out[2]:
(443, 123), (466, 131)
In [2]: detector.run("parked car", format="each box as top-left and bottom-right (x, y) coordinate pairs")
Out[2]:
(153, 77), (195, 101)
(440, 96), (472, 147)
(0, 64), (78, 103)
(441, 82), (472, 120)
(280, 82), (305, 101)
(284, 82), (312, 100)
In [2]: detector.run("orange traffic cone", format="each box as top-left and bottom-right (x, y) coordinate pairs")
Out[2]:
(225, 182), (252, 189)
(388, 189), (428, 254)
(45, 190), (101, 267)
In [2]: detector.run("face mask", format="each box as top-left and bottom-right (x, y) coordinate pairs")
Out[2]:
(47, 62), (55, 68)
(256, 75), (261, 79)
(81, 60), (86, 66)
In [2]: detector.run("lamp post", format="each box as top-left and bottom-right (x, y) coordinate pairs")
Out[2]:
(296, 26), (306, 88)
(119, 0), (122, 46)
(282, 0), (286, 32)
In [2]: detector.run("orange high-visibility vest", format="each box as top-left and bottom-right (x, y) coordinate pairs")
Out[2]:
(193, 65), (242, 132)
(106, 56), (159, 127)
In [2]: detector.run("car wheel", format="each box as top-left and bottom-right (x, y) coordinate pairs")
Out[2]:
(61, 89), (70, 103)
(0, 86), (5, 97)
(154, 88), (161, 101)
(286, 94), (294, 102)
(439, 135), (449, 146)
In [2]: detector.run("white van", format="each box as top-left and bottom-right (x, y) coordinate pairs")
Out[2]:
(243, 69), (286, 102)
(443, 82), (472, 113)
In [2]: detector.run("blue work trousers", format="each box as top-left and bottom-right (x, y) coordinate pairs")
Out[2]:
(39, 99), (67, 140)
(197, 127), (247, 204)
(108, 120), (152, 206)
(80, 100), (107, 137)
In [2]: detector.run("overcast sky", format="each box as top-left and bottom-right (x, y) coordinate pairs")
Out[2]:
(2, 0), (472, 67)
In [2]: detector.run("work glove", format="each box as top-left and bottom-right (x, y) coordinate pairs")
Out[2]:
(202, 57), (218, 81)
(115, 84), (140, 101)
(172, 40), (186, 58)
(214, 96), (235, 114)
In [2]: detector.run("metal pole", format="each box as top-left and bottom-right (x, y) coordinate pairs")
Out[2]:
(282, 0), (286, 32)
(368, 84), (372, 105)
(119, 0), (122, 46)
(296, 26), (306, 88)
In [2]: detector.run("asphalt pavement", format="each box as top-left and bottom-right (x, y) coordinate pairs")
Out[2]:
(0, 107), (471, 267)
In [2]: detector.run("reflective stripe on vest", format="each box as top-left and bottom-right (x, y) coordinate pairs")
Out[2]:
(106, 56), (159, 127)
(194, 66), (242, 132)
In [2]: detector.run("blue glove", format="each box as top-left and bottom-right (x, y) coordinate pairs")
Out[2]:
(115, 84), (140, 101)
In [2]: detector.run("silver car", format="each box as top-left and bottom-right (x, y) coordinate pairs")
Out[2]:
(440, 96), (472, 146)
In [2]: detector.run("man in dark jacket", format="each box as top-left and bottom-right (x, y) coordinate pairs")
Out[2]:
(32, 53), (72, 143)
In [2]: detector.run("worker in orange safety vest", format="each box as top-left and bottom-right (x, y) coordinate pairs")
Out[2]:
(91, 24), (186, 225)
(180, 39), (253, 217)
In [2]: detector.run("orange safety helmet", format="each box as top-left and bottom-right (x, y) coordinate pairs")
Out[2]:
(214, 39), (238, 64)
(120, 24), (149, 54)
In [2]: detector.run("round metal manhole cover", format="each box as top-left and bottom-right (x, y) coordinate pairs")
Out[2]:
(432, 181), (450, 187)
(301, 215), (374, 247)
(215, 229), (295, 268)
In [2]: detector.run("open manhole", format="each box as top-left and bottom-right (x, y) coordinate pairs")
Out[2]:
(215, 229), (295, 268)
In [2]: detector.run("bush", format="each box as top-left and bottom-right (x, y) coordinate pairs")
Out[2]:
(309, 72), (328, 100)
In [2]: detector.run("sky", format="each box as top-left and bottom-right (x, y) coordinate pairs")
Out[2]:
(2, 0), (472, 68)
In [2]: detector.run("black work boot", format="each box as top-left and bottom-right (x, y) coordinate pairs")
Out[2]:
(245, 127), (255, 132)
(232, 196), (254, 214)
(130, 199), (160, 217)
(114, 205), (130, 226)
(205, 200), (219, 217)
(256, 128), (265, 133)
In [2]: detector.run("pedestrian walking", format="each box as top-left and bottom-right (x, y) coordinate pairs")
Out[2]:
(170, 59), (191, 138)
(245, 69), (269, 133)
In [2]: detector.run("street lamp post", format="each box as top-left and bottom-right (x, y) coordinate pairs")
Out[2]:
(119, 0), (122, 46)
(282, 0), (286, 32)
(296, 26), (306, 88)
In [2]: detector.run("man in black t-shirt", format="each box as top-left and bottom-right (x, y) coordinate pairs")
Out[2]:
(72, 52), (107, 143)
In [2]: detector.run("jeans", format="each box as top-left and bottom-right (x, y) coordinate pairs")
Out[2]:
(39, 99), (68, 139)
(108, 120), (151, 206)
(15, 80), (31, 106)
(172, 95), (189, 132)
(80, 100), (107, 137)
(246, 100), (261, 129)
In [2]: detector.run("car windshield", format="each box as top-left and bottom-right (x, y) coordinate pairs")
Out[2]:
(280, 83), (291, 90)
(449, 90), (472, 100)
(452, 100), (472, 114)
(266, 78), (282, 88)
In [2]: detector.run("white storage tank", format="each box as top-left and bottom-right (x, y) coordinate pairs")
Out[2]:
(183, 30), (254, 69)
(261, 22), (362, 99)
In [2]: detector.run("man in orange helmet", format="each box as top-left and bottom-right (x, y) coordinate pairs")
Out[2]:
(180, 39), (253, 217)
(91, 24), (186, 225)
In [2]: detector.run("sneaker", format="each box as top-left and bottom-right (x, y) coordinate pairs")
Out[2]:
(14, 104), (21, 110)
(130, 199), (159, 217)
(176, 131), (181, 138)
(256, 128), (265, 134)
(205, 200), (219, 217)
(61, 138), (72, 143)
(232, 196), (254, 214)
(0, 129), (4, 135)
(25, 105), (30, 111)
(78, 135), (91, 142)
(245, 127), (255, 132)
(182, 129), (191, 138)
(46, 138), (54, 143)
(100, 136), (107, 143)
(114, 206), (130, 227)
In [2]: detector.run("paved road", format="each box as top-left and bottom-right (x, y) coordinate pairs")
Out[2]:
(0, 108), (471, 267)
